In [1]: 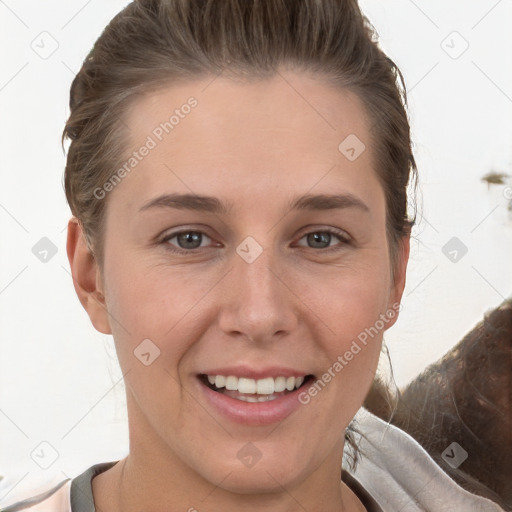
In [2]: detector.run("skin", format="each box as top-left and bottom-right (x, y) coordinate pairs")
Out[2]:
(67, 69), (409, 512)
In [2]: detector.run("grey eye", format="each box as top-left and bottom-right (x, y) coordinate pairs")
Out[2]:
(176, 231), (204, 249)
(306, 232), (332, 249)
(296, 229), (350, 251)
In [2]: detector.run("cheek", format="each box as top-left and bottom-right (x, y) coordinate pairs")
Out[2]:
(103, 260), (220, 364)
(292, 258), (390, 407)
(106, 259), (185, 327)
(102, 263), (208, 424)
(296, 255), (391, 342)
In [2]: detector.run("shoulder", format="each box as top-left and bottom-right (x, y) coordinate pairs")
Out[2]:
(0, 479), (71, 512)
(1, 461), (118, 512)
(344, 408), (507, 512)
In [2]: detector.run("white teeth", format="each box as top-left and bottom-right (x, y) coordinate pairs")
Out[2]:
(241, 396), (259, 403)
(238, 377), (256, 394)
(256, 377), (274, 395)
(205, 374), (307, 395)
(225, 376), (238, 391)
(236, 394), (279, 403)
(214, 375), (226, 388)
(295, 376), (304, 389)
(274, 376), (286, 392)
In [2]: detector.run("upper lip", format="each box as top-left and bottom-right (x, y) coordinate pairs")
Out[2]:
(199, 366), (312, 379)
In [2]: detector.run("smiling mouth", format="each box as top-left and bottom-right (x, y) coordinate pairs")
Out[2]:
(199, 374), (314, 402)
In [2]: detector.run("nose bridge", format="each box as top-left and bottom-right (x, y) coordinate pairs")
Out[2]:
(239, 248), (279, 302)
(219, 243), (298, 341)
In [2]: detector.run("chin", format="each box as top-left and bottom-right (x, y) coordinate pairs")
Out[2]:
(211, 465), (306, 495)
(190, 446), (310, 495)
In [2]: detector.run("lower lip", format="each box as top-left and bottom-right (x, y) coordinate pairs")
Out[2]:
(198, 378), (307, 426)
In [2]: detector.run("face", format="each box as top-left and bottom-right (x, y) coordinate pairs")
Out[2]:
(75, 70), (408, 495)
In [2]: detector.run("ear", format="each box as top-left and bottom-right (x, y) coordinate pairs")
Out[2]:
(66, 217), (112, 335)
(385, 233), (410, 329)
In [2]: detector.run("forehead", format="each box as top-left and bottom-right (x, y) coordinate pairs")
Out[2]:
(114, 71), (382, 213)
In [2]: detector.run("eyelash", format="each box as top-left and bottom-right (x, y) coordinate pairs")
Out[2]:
(158, 228), (352, 255)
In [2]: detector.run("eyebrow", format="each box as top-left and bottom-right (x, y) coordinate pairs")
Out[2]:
(289, 193), (370, 213)
(139, 193), (231, 214)
(139, 192), (370, 214)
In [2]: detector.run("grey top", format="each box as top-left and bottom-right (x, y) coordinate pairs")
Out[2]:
(1, 459), (382, 512)
(70, 461), (117, 512)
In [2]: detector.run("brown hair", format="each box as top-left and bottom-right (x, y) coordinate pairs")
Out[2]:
(63, 0), (417, 274)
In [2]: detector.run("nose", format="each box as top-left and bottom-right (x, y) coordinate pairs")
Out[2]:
(217, 246), (299, 344)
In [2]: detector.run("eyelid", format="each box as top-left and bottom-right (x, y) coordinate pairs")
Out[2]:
(294, 227), (352, 249)
(158, 226), (220, 254)
(157, 225), (352, 254)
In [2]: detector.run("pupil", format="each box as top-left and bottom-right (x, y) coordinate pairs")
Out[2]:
(178, 232), (202, 249)
(308, 232), (330, 248)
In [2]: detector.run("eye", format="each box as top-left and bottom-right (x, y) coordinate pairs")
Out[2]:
(158, 227), (351, 254)
(296, 229), (351, 250)
(161, 230), (216, 252)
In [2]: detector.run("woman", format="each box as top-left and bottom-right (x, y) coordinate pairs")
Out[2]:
(3, 0), (506, 510)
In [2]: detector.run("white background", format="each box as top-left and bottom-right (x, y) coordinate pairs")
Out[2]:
(1, 0), (511, 506)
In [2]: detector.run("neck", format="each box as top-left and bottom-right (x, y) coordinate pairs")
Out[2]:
(93, 393), (366, 512)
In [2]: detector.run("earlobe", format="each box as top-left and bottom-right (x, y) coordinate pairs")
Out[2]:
(66, 217), (112, 335)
